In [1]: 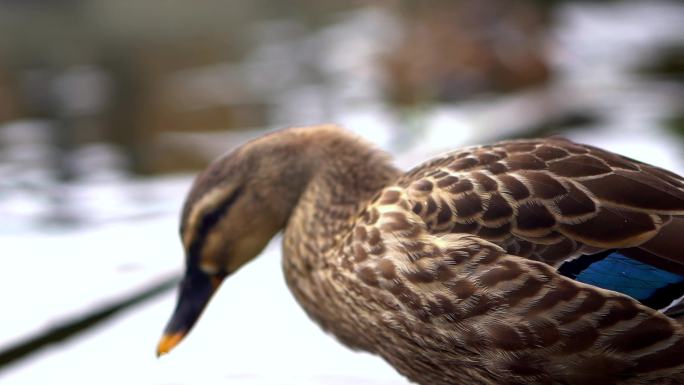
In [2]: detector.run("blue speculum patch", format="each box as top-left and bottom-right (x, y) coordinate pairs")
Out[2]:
(559, 251), (684, 310)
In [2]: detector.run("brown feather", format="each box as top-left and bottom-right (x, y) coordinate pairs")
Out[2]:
(169, 129), (684, 385)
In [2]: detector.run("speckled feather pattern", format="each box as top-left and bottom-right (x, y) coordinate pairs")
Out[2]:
(173, 127), (684, 385)
(399, 138), (684, 267)
(279, 135), (684, 385)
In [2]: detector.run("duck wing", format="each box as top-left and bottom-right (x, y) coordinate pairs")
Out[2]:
(349, 187), (684, 384)
(396, 138), (684, 314)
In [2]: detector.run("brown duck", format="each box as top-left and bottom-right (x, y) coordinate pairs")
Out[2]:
(157, 125), (684, 385)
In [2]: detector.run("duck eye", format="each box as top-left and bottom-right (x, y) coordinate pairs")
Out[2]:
(184, 186), (244, 266)
(197, 186), (244, 239)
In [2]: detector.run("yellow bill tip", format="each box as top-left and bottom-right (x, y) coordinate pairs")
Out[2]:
(156, 332), (185, 357)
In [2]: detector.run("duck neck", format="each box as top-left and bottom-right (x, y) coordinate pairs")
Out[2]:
(280, 128), (400, 273)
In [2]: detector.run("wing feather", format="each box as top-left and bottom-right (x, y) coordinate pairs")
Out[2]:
(347, 197), (684, 383)
(397, 138), (684, 270)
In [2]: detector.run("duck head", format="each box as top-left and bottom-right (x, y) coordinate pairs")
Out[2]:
(156, 128), (317, 356)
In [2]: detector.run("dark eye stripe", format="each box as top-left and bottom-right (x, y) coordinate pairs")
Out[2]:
(188, 186), (244, 265)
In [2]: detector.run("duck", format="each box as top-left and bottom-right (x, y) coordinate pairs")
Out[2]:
(157, 125), (684, 385)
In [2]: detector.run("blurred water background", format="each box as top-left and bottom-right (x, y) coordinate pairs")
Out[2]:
(0, 1), (683, 384)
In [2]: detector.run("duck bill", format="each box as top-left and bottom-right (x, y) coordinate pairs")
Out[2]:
(156, 269), (224, 356)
